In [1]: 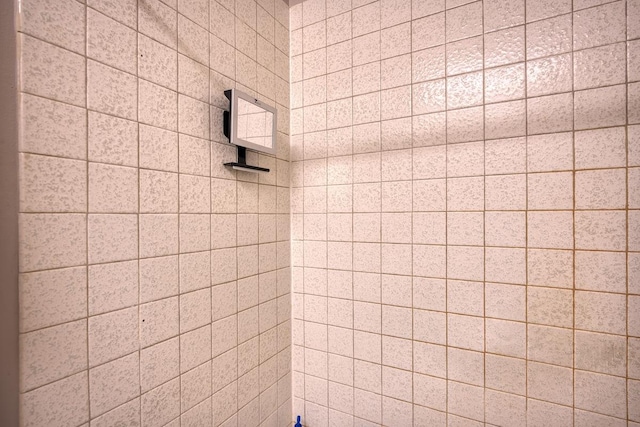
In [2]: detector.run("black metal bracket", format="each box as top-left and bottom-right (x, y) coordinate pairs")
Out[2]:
(224, 146), (270, 174)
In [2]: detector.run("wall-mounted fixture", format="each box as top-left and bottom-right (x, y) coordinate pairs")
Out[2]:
(223, 89), (276, 174)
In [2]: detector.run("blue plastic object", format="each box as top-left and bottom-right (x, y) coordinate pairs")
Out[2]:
(295, 415), (302, 427)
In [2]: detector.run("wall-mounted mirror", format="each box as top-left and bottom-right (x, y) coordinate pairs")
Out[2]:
(224, 89), (277, 155)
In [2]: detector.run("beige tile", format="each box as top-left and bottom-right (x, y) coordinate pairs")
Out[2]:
(527, 132), (573, 172)
(575, 331), (626, 376)
(20, 35), (86, 107)
(140, 169), (179, 213)
(20, 0), (85, 54)
(20, 320), (87, 391)
(485, 282), (525, 321)
(485, 354), (526, 395)
(526, 14), (572, 60)
(21, 372), (89, 427)
(575, 127), (626, 169)
(448, 313), (484, 351)
(139, 79), (178, 131)
(20, 154), (86, 213)
(180, 175), (210, 213)
(20, 93), (87, 160)
(486, 247), (526, 285)
(19, 214), (87, 272)
(528, 249), (573, 288)
(575, 43), (626, 90)
(485, 99), (527, 140)
(485, 389), (526, 427)
(88, 307), (138, 367)
(575, 210), (626, 251)
(139, 255), (178, 303)
(87, 8), (137, 74)
(446, 1), (482, 41)
(576, 291), (626, 335)
(485, 174), (525, 210)
(180, 214), (210, 253)
(486, 318), (525, 358)
(576, 169), (626, 210)
(485, 26), (525, 68)
(527, 92), (573, 135)
(181, 361), (212, 412)
(527, 286), (573, 328)
(527, 53), (572, 97)
(141, 378), (180, 427)
(576, 250), (627, 293)
(89, 352), (139, 416)
(527, 324), (573, 367)
(178, 0), (207, 27)
(447, 106), (484, 143)
(575, 85), (626, 130)
(89, 398), (140, 427)
(88, 214), (138, 264)
(181, 325), (212, 372)
(89, 163), (138, 213)
(448, 380), (484, 421)
(575, 370), (626, 418)
(180, 288), (211, 333)
(88, 0), (137, 28)
(526, 0), (570, 22)
(527, 398), (573, 427)
(139, 214), (179, 258)
(485, 211), (526, 248)
(412, 13), (445, 51)
(140, 337), (179, 392)
(140, 297), (179, 348)
(484, 0), (524, 31)
(87, 60), (137, 120)
(528, 172), (573, 210)
(88, 260), (138, 315)
(447, 347), (483, 386)
(178, 55), (210, 103)
(573, 1), (626, 50)
(139, 34), (177, 90)
(527, 211), (573, 250)
(446, 36), (483, 77)
(19, 267), (86, 333)
(139, 125), (178, 172)
(88, 112), (138, 167)
(139, 0), (177, 49)
(527, 361), (573, 406)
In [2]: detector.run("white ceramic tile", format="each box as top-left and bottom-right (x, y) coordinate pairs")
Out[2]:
(20, 320), (87, 391)
(88, 112), (138, 167)
(89, 0), (137, 28)
(412, 13), (445, 51)
(88, 261), (138, 315)
(88, 60), (137, 121)
(20, 214), (87, 272)
(87, 8), (137, 74)
(88, 307), (138, 367)
(20, 0), (85, 54)
(89, 352), (139, 416)
(446, 1), (482, 42)
(20, 94), (87, 160)
(20, 154), (86, 213)
(484, 0), (524, 32)
(484, 26), (525, 68)
(20, 35), (86, 107)
(573, 1), (626, 50)
(526, 14), (572, 60)
(21, 372), (89, 427)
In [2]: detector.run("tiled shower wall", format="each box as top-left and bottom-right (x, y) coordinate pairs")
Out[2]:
(17, 0), (292, 426)
(290, 0), (640, 425)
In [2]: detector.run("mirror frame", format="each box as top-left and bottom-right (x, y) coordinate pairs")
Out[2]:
(224, 88), (277, 155)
